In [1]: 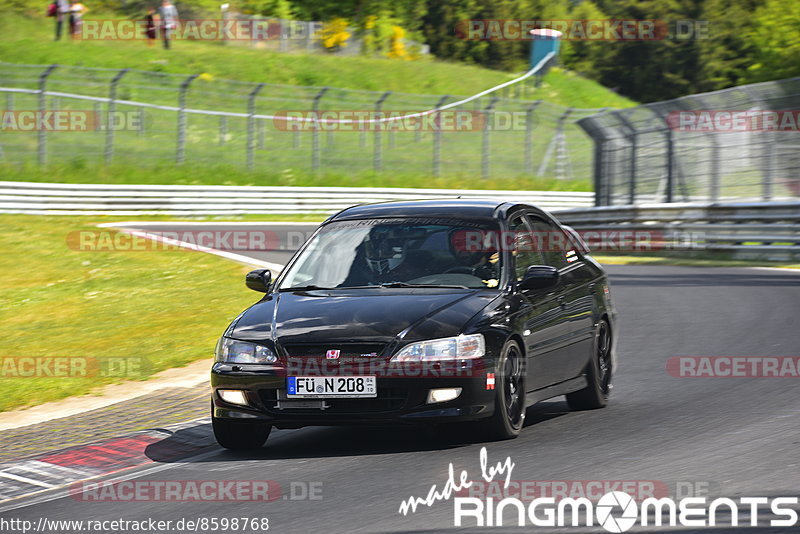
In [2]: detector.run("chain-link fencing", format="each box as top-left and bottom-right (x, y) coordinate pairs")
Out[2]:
(578, 78), (800, 206)
(0, 62), (604, 183)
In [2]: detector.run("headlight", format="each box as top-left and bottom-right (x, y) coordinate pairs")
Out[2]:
(215, 337), (278, 364)
(392, 334), (485, 362)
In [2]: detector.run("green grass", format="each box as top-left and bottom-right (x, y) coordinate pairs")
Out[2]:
(593, 254), (800, 269)
(0, 214), (263, 412)
(0, 14), (636, 108)
(0, 163), (594, 190)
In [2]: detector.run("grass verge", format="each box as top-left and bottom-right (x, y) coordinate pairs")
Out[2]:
(0, 214), (262, 412)
(0, 164), (595, 190)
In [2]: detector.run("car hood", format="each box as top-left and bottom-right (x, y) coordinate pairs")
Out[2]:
(227, 289), (498, 347)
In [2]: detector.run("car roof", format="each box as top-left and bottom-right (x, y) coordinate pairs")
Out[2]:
(326, 199), (525, 223)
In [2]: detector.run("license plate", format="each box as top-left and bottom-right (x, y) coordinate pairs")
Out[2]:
(286, 376), (377, 398)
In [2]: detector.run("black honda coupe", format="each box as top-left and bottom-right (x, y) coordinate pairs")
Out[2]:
(211, 199), (616, 449)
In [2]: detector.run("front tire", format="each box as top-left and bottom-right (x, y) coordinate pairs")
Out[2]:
(212, 412), (271, 450)
(478, 339), (526, 440)
(566, 319), (612, 410)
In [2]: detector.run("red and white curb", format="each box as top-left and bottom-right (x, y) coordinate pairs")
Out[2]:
(0, 419), (215, 506)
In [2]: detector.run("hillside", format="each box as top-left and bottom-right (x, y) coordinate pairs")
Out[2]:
(0, 14), (635, 108)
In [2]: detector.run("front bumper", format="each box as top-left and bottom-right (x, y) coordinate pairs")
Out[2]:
(210, 361), (497, 428)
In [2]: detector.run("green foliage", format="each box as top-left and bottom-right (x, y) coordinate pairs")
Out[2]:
(745, 0), (800, 82)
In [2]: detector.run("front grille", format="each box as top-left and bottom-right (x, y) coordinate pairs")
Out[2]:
(258, 387), (408, 414)
(280, 343), (387, 359)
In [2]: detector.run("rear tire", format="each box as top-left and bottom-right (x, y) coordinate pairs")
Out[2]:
(566, 319), (612, 410)
(212, 413), (271, 450)
(477, 339), (526, 440)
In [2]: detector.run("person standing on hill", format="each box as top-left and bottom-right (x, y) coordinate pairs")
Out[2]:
(159, 0), (178, 49)
(144, 7), (158, 47)
(50, 0), (70, 41)
(68, 0), (89, 39)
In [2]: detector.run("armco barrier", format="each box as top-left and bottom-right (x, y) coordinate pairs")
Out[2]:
(555, 201), (800, 260)
(0, 181), (593, 215)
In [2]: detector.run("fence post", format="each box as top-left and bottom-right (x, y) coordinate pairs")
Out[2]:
(37, 65), (57, 166)
(104, 68), (129, 165)
(524, 100), (542, 174)
(176, 74), (198, 164)
(761, 129), (775, 201)
(664, 126), (674, 203)
(481, 97), (499, 179)
(373, 91), (391, 173)
(5, 93), (12, 112)
(614, 111), (637, 204)
(311, 87), (328, 174)
(594, 141), (606, 206)
(740, 87), (773, 200)
(432, 95), (449, 177)
(246, 83), (266, 170)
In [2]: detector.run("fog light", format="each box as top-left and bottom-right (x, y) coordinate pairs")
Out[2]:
(426, 387), (462, 404)
(219, 389), (248, 406)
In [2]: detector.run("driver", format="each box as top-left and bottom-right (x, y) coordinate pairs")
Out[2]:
(360, 226), (423, 283)
(449, 229), (500, 280)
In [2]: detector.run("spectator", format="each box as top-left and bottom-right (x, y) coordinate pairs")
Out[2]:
(144, 7), (158, 47)
(159, 0), (178, 49)
(50, 0), (70, 41)
(68, 0), (89, 39)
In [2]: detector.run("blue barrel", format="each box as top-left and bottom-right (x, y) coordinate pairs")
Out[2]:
(529, 29), (562, 69)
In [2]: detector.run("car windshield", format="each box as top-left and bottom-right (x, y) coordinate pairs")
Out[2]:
(279, 218), (502, 290)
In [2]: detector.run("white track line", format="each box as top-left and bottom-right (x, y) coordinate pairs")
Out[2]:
(0, 472), (55, 489)
(97, 221), (321, 227)
(99, 225), (286, 273)
(0, 426), (298, 513)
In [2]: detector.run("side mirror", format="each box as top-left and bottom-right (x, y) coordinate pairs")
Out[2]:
(518, 265), (559, 291)
(245, 269), (272, 293)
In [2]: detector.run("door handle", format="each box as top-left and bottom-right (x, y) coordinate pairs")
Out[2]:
(558, 296), (567, 308)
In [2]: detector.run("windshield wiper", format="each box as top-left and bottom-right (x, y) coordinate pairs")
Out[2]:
(280, 282), (471, 291)
(377, 282), (469, 289)
(278, 284), (334, 292)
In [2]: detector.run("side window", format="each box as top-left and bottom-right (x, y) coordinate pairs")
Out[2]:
(526, 215), (575, 269)
(508, 213), (545, 282)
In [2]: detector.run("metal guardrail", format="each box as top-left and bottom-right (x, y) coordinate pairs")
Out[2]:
(555, 201), (800, 260)
(0, 181), (594, 215)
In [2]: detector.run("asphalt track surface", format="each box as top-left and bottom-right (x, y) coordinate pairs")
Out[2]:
(3, 222), (800, 533)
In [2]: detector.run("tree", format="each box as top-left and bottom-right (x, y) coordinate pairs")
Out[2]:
(745, 0), (800, 82)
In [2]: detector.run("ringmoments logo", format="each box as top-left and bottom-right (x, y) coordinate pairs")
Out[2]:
(397, 448), (800, 531)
